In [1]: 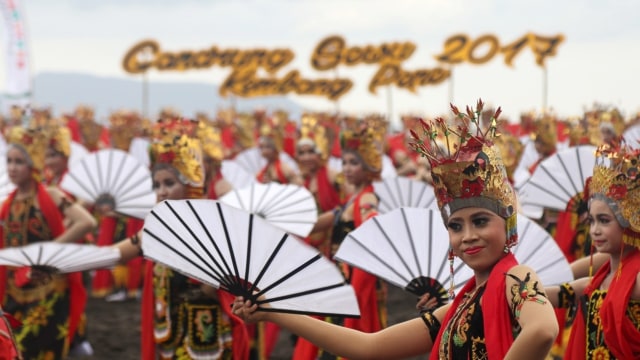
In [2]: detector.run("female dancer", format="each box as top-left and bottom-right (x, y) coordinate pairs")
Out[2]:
(0, 126), (96, 359)
(233, 102), (558, 359)
(546, 143), (640, 359)
(113, 119), (249, 360)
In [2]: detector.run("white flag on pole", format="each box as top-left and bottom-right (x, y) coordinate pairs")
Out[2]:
(0, 0), (31, 111)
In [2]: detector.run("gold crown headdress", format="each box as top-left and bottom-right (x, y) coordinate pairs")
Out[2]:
(196, 121), (224, 162)
(6, 126), (50, 181)
(47, 121), (71, 157)
(150, 118), (204, 189)
(530, 112), (558, 155)
(298, 114), (329, 162)
(109, 110), (141, 151)
(234, 113), (256, 150)
(493, 132), (524, 182)
(340, 115), (385, 174)
(75, 105), (95, 122)
(589, 144), (640, 247)
(410, 100), (517, 246)
(564, 116), (592, 147)
(259, 114), (285, 152)
(586, 106), (625, 146)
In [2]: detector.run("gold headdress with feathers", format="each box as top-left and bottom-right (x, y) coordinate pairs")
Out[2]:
(411, 100), (517, 246)
(340, 115), (386, 174)
(589, 143), (640, 247)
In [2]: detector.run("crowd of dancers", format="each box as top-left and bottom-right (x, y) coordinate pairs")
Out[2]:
(0, 100), (638, 359)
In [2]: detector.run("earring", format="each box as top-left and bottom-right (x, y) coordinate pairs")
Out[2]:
(448, 248), (455, 300)
(503, 244), (510, 253)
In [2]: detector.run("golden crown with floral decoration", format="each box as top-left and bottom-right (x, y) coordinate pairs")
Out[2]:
(586, 106), (625, 146)
(298, 114), (330, 162)
(259, 113), (285, 152)
(75, 105), (95, 122)
(109, 110), (142, 151)
(493, 132), (524, 182)
(589, 143), (640, 247)
(47, 121), (71, 157)
(234, 113), (256, 149)
(196, 120), (224, 162)
(150, 118), (204, 187)
(6, 125), (50, 177)
(340, 115), (385, 173)
(410, 100), (518, 244)
(530, 112), (558, 154)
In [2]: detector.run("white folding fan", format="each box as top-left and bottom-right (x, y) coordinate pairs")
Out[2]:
(381, 154), (398, 179)
(0, 242), (121, 273)
(334, 207), (573, 305)
(221, 160), (255, 190)
(623, 124), (640, 149)
(128, 137), (151, 168)
(334, 207), (473, 307)
(233, 147), (300, 176)
(517, 145), (596, 212)
(512, 215), (573, 286)
(219, 182), (317, 238)
(68, 141), (89, 169)
(60, 148), (156, 219)
(141, 199), (360, 317)
(373, 176), (437, 214)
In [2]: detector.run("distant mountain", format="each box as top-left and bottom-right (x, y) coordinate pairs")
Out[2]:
(32, 72), (304, 121)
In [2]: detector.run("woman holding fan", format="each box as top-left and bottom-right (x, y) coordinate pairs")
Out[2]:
(545, 143), (640, 359)
(232, 101), (558, 359)
(112, 118), (249, 360)
(0, 125), (96, 359)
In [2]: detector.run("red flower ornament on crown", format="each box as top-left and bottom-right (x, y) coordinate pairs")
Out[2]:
(589, 143), (640, 247)
(410, 99), (518, 247)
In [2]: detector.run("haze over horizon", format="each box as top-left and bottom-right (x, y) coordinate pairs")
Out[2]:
(2, 0), (639, 127)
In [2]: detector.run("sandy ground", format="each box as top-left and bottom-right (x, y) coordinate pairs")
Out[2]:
(67, 284), (425, 360)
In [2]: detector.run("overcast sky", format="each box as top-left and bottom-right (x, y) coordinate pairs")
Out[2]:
(5, 0), (640, 124)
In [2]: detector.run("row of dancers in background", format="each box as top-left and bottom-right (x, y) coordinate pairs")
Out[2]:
(0, 99), (638, 359)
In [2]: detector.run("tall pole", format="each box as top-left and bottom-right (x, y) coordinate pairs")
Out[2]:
(386, 85), (396, 133)
(448, 66), (454, 104)
(142, 71), (149, 118)
(333, 68), (340, 114)
(542, 65), (548, 110)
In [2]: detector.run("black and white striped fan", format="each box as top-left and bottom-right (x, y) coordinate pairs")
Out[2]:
(141, 200), (360, 317)
(219, 182), (317, 237)
(60, 149), (156, 219)
(0, 242), (121, 273)
(334, 207), (473, 307)
(517, 145), (596, 212)
(334, 207), (573, 305)
(373, 176), (437, 214)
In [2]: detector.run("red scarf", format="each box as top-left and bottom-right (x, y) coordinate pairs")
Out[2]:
(305, 166), (340, 212)
(0, 183), (86, 343)
(206, 172), (224, 200)
(256, 159), (287, 184)
(565, 250), (640, 359)
(430, 253), (518, 360)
